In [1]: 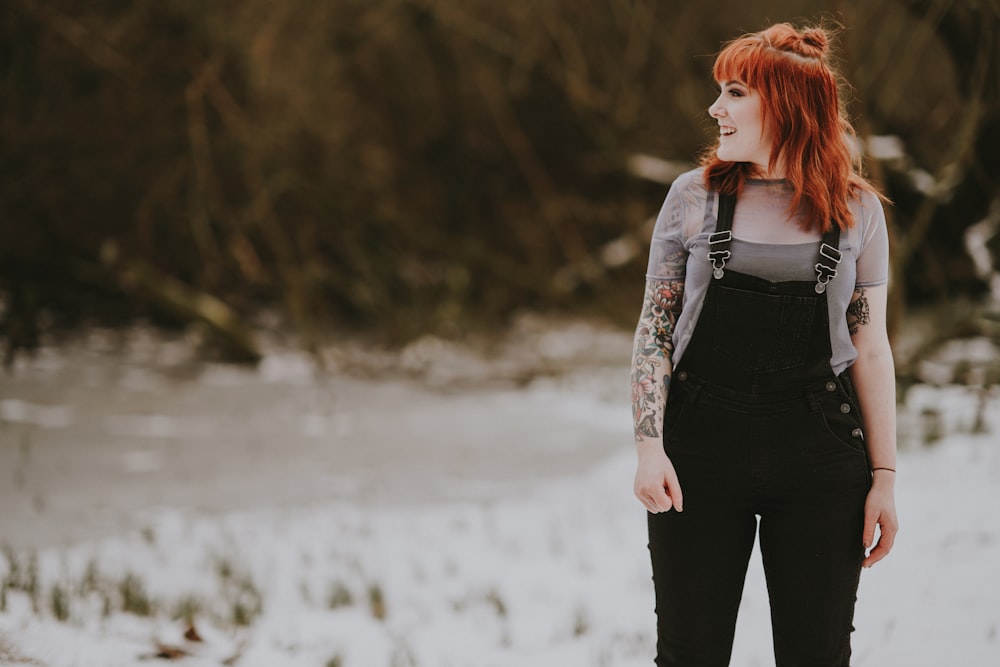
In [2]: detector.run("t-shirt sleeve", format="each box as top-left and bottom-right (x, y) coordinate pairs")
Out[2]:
(854, 190), (889, 288)
(645, 172), (698, 281)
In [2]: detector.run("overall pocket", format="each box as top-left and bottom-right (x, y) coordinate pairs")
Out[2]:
(711, 286), (816, 373)
(661, 380), (693, 442)
(814, 390), (868, 457)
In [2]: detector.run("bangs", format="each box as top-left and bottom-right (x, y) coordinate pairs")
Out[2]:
(712, 38), (768, 88)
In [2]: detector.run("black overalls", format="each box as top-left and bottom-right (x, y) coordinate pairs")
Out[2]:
(648, 193), (872, 667)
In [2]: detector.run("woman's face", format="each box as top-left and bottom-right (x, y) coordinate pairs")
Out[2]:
(708, 80), (776, 174)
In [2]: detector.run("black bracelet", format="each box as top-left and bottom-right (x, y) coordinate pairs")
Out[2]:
(871, 467), (896, 473)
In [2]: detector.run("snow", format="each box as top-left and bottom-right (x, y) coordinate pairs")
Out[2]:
(1, 329), (999, 666)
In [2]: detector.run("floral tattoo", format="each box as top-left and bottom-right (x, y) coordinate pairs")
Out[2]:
(631, 278), (685, 439)
(847, 287), (871, 336)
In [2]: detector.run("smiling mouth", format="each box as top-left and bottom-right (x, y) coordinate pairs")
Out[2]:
(720, 127), (736, 136)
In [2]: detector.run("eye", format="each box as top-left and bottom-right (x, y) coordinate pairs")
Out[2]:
(728, 88), (744, 98)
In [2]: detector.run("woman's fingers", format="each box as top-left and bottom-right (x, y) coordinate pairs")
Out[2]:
(862, 512), (898, 568)
(635, 476), (671, 513)
(863, 538), (890, 567)
(634, 455), (684, 514)
(862, 510), (878, 550)
(662, 464), (684, 512)
(646, 485), (674, 514)
(861, 482), (898, 568)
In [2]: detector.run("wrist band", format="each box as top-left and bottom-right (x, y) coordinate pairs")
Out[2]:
(871, 467), (896, 473)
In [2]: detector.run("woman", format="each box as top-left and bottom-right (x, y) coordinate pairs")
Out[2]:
(630, 23), (898, 666)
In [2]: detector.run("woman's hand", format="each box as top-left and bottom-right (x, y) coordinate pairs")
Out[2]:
(862, 471), (897, 567)
(634, 441), (684, 514)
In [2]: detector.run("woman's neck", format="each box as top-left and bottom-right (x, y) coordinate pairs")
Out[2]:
(750, 156), (786, 180)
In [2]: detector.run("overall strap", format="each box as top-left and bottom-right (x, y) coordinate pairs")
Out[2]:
(708, 193), (736, 280)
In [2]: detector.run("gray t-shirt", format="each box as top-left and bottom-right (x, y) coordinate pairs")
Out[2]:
(645, 168), (889, 376)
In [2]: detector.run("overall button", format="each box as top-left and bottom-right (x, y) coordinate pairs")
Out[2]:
(677, 371), (688, 381)
(840, 403), (851, 414)
(825, 381), (837, 392)
(852, 428), (863, 438)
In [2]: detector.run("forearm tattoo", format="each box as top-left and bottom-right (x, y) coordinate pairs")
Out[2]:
(631, 279), (685, 439)
(846, 287), (871, 336)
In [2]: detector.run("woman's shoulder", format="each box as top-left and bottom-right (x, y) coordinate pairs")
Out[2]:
(665, 167), (710, 212)
(654, 167), (711, 241)
(852, 186), (884, 210)
(669, 167), (707, 194)
(849, 186), (887, 228)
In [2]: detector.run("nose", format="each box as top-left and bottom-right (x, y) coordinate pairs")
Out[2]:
(709, 95), (726, 119)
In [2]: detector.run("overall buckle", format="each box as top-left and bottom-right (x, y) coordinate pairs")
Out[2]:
(709, 230), (733, 245)
(708, 231), (732, 279)
(820, 243), (842, 264)
(814, 243), (842, 293)
(814, 263), (838, 293)
(708, 250), (731, 280)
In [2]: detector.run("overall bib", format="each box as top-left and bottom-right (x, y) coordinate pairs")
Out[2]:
(648, 193), (872, 667)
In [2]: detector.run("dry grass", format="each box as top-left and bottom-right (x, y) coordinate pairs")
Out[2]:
(0, 631), (40, 665)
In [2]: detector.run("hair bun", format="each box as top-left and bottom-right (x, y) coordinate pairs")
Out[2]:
(799, 28), (829, 57)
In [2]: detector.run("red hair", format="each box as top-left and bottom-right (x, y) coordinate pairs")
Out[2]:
(700, 23), (879, 233)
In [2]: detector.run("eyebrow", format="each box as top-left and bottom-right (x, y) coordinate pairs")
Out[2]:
(721, 80), (747, 87)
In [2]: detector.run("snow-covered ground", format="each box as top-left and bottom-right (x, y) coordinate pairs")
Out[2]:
(1, 324), (999, 666)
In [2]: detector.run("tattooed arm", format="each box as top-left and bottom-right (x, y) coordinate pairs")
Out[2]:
(845, 284), (898, 567)
(632, 279), (685, 440)
(846, 287), (872, 336)
(631, 277), (686, 514)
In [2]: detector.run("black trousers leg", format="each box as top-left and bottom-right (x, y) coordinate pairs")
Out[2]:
(758, 497), (866, 667)
(647, 391), (758, 667)
(756, 389), (871, 667)
(648, 506), (757, 667)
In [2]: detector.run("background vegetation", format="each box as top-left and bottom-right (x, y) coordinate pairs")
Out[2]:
(2, 0), (998, 364)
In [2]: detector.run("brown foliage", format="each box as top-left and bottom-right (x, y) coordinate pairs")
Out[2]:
(0, 0), (997, 360)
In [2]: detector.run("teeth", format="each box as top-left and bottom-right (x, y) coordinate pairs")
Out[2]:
(721, 127), (736, 136)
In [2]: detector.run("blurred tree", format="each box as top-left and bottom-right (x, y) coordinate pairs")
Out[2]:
(0, 0), (996, 364)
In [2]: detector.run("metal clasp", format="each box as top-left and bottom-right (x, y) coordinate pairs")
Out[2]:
(709, 230), (733, 245)
(814, 262), (838, 293)
(708, 231), (732, 279)
(820, 243), (842, 264)
(814, 243), (842, 293)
